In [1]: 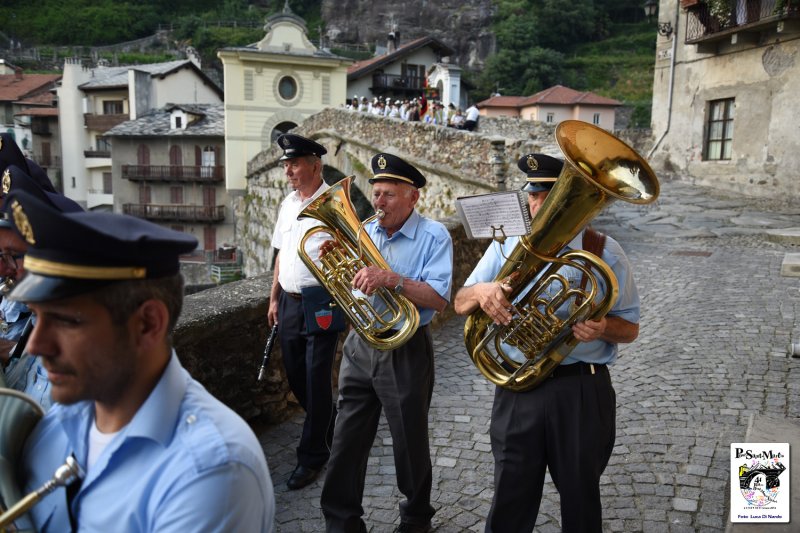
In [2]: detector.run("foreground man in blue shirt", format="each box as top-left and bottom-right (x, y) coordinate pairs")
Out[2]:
(454, 154), (640, 533)
(9, 190), (275, 532)
(320, 153), (453, 533)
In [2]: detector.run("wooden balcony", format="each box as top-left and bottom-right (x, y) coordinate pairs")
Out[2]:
(122, 165), (225, 183)
(123, 204), (226, 223)
(83, 113), (128, 133)
(686, 0), (800, 44)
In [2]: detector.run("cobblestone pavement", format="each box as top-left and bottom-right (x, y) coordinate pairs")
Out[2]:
(256, 179), (800, 532)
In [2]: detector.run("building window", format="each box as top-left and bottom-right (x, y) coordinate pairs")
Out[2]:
(96, 136), (111, 152)
(592, 113), (601, 125)
(102, 100), (124, 114)
(175, 116), (182, 129)
(170, 186), (184, 204)
(244, 70), (254, 101)
(546, 112), (554, 124)
(102, 172), (112, 194)
(705, 98), (734, 161)
(278, 76), (298, 101)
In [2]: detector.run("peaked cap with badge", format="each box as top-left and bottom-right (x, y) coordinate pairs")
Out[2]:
(0, 133), (31, 176)
(7, 190), (198, 302)
(369, 153), (426, 188)
(0, 165), (82, 228)
(518, 153), (564, 193)
(277, 134), (327, 161)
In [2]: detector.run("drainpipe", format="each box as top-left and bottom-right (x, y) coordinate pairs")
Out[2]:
(647, 1), (681, 160)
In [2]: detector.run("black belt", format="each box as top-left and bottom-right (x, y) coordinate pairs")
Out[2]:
(284, 291), (302, 300)
(374, 323), (428, 340)
(549, 362), (607, 379)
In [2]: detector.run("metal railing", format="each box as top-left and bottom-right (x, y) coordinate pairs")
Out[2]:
(686, 0), (799, 41)
(122, 203), (225, 222)
(371, 73), (425, 91)
(122, 164), (225, 182)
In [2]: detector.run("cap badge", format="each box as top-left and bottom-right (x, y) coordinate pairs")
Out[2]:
(1, 169), (10, 194)
(0, 136), (3, 151)
(526, 155), (539, 171)
(281, 136), (290, 147)
(377, 155), (387, 170)
(11, 200), (35, 245)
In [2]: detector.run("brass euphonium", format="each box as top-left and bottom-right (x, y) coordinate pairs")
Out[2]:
(0, 389), (84, 531)
(297, 176), (420, 350)
(465, 120), (660, 392)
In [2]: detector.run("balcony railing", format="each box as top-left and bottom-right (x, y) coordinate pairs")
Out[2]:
(84, 113), (128, 133)
(31, 154), (61, 168)
(686, 0), (799, 42)
(122, 165), (225, 183)
(371, 73), (425, 92)
(123, 204), (226, 223)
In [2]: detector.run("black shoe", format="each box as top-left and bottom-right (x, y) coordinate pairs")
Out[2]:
(286, 464), (321, 490)
(394, 522), (432, 533)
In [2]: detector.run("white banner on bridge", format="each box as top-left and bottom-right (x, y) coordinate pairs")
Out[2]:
(730, 442), (790, 523)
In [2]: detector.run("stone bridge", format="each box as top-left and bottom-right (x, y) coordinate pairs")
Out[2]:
(235, 108), (573, 277)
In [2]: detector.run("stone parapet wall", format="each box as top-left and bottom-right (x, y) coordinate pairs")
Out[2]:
(177, 218), (488, 423)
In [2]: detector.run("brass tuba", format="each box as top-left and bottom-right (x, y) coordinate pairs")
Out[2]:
(297, 176), (420, 350)
(464, 120), (660, 392)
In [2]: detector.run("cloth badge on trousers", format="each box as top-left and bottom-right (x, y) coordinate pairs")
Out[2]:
(315, 309), (333, 330)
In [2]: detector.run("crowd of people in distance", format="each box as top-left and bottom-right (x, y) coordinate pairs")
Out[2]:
(344, 95), (479, 131)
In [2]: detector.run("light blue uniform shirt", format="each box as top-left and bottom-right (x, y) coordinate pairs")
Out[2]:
(2, 300), (52, 410)
(365, 209), (453, 326)
(464, 231), (640, 365)
(20, 351), (275, 533)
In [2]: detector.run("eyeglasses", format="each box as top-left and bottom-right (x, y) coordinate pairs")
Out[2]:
(0, 252), (24, 270)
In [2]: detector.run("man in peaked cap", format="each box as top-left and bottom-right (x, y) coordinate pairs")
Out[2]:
(268, 133), (340, 491)
(0, 165), (82, 410)
(320, 153), (453, 533)
(454, 153), (641, 532)
(9, 191), (275, 532)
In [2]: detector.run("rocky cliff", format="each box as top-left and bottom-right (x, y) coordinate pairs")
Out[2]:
(320, 0), (495, 70)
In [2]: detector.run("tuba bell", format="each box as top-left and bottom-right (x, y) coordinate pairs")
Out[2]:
(297, 176), (420, 350)
(464, 120), (660, 392)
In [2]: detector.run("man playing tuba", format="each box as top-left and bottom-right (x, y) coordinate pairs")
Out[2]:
(320, 153), (453, 533)
(453, 153), (641, 533)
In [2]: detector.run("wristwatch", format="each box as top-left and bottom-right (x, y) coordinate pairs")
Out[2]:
(393, 275), (404, 294)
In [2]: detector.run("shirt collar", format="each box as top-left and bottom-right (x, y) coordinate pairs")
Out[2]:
(375, 209), (420, 240)
(124, 350), (186, 446)
(290, 179), (328, 206)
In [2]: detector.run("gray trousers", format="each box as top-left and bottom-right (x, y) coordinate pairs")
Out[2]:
(321, 326), (435, 532)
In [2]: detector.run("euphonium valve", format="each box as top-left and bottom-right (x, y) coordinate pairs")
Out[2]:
(465, 120), (660, 392)
(297, 176), (420, 351)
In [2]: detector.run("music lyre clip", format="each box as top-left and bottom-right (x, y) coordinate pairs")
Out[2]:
(490, 225), (507, 244)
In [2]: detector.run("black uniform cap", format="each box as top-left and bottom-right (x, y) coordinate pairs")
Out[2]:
(7, 190), (198, 303)
(276, 134), (327, 161)
(0, 165), (82, 228)
(0, 133), (31, 176)
(518, 153), (563, 193)
(369, 153), (426, 188)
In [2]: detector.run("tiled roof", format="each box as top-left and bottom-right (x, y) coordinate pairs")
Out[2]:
(477, 85), (621, 109)
(520, 85), (621, 106)
(104, 103), (224, 137)
(15, 91), (56, 106)
(15, 107), (58, 117)
(347, 36), (456, 80)
(0, 73), (61, 102)
(475, 95), (527, 108)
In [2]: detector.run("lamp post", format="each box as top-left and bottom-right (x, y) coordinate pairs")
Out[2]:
(643, 0), (674, 38)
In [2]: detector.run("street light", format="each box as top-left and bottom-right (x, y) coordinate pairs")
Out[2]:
(643, 0), (674, 38)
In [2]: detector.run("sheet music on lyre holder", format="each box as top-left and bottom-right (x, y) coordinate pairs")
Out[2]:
(455, 191), (531, 242)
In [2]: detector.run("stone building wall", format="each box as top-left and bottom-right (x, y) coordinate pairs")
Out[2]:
(176, 219), (490, 423)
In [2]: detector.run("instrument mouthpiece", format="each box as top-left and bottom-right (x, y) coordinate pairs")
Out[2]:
(375, 209), (385, 219)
